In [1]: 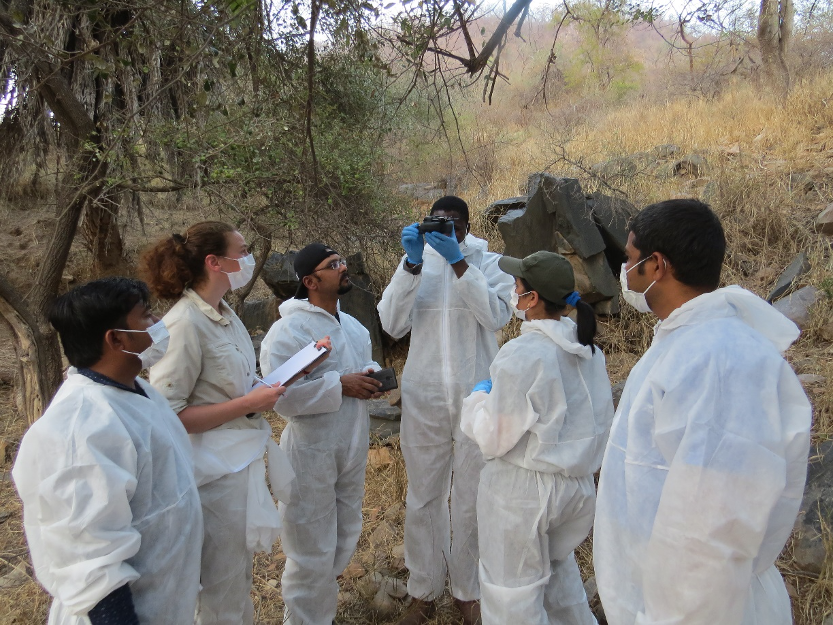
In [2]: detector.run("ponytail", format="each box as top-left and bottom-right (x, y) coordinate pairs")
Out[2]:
(573, 300), (597, 354)
(139, 221), (235, 300)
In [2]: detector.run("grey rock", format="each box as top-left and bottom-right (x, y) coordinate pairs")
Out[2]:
(772, 286), (818, 329)
(592, 298), (620, 316)
(586, 192), (637, 256)
(483, 196), (527, 225)
(397, 182), (445, 203)
(815, 203), (833, 236)
(261, 251), (299, 300)
(251, 331), (266, 366)
(368, 399), (401, 421)
(339, 253), (385, 366)
(611, 381), (626, 410)
(370, 417), (400, 440)
(767, 252), (811, 303)
(671, 154), (708, 177)
(583, 576), (598, 602)
(794, 440), (833, 574)
(653, 144), (680, 158)
(503, 174), (606, 260)
(241, 297), (280, 332)
(591, 156), (636, 180)
(798, 374), (827, 385)
(788, 173), (815, 195)
(701, 180), (718, 204)
(0, 564), (28, 589)
(568, 252), (620, 303)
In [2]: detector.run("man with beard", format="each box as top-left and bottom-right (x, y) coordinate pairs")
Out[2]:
(260, 243), (383, 625)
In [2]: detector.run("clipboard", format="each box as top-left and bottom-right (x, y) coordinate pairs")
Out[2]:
(255, 341), (330, 388)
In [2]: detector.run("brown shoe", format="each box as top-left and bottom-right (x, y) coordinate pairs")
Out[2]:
(397, 597), (437, 625)
(453, 598), (482, 625)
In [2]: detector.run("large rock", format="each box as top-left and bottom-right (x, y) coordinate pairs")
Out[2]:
(772, 285), (818, 329)
(339, 252), (385, 366)
(397, 182), (445, 203)
(241, 296), (280, 332)
(500, 174), (606, 260)
(815, 203), (833, 236)
(261, 251), (299, 300)
(586, 192), (636, 258)
(260, 251), (385, 365)
(496, 175), (617, 310)
(794, 441), (833, 574)
(767, 252), (811, 303)
(483, 196), (527, 225)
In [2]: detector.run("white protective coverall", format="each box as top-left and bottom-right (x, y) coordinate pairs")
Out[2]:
(12, 371), (203, 625)
(150, 288), (289, 625)
(461, 318), (614, 625)
(260, 297), (379, 625)
(594, 286), (812, 625)
(377, 234), (514, 601)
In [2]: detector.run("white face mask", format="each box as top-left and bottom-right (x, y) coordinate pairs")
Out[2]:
(120, 319), (170, 369)
(510, 290), (533, 321)
(620, 257), (661, 314)
(222, 254), (256, 290)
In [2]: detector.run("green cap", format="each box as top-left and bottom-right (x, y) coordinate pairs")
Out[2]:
(498, 251), (576, 305)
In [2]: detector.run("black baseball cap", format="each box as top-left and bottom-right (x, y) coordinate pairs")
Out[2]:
(294, 242), (339, 299)
(498, 251), (576, 305)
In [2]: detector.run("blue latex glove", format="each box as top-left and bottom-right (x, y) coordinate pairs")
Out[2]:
(401, 223), (424, 265)
(472, 379), (492, 394)
(425, 231), (464, 264)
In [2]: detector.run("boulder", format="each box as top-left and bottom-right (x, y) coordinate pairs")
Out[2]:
(772, 286), (818, 329)
(815, 203), (833, 236)
(671, 154), (708, 177)
(767, 252), (811, 303)
(611, 381), (626, 410)
(591, 155), (648, 181)
(788, 172), (815, 195)
(586, 192), (636, 257)
(397, 182), (445, 203)
(261, 251), (299, 300)
(566, 252), (620, 305)
(339, 253), (385, 365)
(369, 398), (402, 439)
(794, 440), (833, 574)
(653, 144), (680, 158)
(500, 174), (605, 260)
(241, 297), (280, 332)
(250, 331), (265, 365)
(483, 196), (527, 225)
(369, 521), (396, 548)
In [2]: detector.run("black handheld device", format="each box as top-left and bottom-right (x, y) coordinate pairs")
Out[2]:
(367, 367), (398, 392)
(416, 215), (454, 236)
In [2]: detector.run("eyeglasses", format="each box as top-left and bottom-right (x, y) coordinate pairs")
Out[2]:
(313, 258), (347, 272)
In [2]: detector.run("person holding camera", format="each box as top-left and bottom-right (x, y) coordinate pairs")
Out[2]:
(260, 242), (383, 625)
(378, 196), (514, 625)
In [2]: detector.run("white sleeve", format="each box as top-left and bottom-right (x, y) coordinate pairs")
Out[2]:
(460, 342), (548, 458)
(637, 360), (811, 625)
(377, 257), (421, 339)
(261, 324), (343, 417)
(452, 252), (513, 333)
(12, 414), (141, 616)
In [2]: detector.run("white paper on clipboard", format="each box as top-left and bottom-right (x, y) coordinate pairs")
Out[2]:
(255, 342), (329, 388)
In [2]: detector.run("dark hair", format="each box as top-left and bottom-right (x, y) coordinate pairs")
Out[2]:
(629, 199), (726, 290)
(139, 221), (236, 300)
(430, 195), (469, 223)
(520, 278), (597, 353)
(49, 277), (150, 368)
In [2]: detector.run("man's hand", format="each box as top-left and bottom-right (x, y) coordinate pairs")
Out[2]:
(425, 231), (464, 265)
(401, 223), (425, 265)
(341, 369), (384, 399)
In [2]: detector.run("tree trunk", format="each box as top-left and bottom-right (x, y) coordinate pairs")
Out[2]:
(758, 0), (793, 99)
(83, 192), (124, 272)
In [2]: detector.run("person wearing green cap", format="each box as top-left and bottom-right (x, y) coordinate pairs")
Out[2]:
(460, 250), (614, 625)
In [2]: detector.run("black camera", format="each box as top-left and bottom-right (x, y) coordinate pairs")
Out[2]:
(416, 215), (454, 236)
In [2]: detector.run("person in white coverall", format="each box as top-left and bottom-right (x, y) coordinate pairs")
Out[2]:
(461, 251), (614, 625)
(378, 196), (514, 625)
(260, 242), (383, 625)
(13, 277), (202, 625)
(143, 221), (292, 625)
(594, 199), (812, 625)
